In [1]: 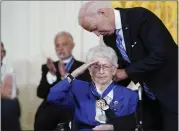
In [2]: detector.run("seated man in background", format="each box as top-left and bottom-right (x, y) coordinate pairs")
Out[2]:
(48, 45), (138, 131)
(34, 31), (91, 130)
(1, 42), (21, 130)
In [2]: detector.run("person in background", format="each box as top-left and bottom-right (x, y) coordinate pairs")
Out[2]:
(48, 45), (138, 131)
(34, 31), (91, 130)
(1, 42), (21, 130)
(78, 2), (178, 131)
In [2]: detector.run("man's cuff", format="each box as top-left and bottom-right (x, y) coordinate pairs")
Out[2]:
(46, 72), (57, 84)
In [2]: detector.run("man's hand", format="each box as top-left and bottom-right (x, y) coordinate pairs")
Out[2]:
(1, 74), (13, 99)
(113, 69), (128, 82)
(71, 61), (98, 78)
(92, 124), (114, 130)
(47, 58), (56, 75)
(58, 60), (68, 78)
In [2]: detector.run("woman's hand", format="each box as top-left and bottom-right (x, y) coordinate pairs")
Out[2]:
(71, 61), (98, 78)
(92, 124), (114, 130)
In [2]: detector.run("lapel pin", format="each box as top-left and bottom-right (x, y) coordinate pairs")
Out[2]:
(114, 101), (118, 110)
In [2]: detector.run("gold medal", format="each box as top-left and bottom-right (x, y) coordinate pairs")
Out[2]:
(96, 99), (106, 108)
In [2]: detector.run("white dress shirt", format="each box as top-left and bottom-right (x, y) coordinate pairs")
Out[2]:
(113, 9), (126, 50)
(1, 63), (17, 98)
(113, 9), (139, 91)
(46, 56), (73, 84)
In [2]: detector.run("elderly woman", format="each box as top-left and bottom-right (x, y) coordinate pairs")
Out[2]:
(48, 45), (138, 131)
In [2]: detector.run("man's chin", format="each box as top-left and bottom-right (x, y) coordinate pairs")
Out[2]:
(103, 32), (113, 36)
(58, 56), (66, 60)
(58, 55), (72, 61)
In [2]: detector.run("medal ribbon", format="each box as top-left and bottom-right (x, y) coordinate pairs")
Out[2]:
(65, 57), (74, 72)
(90, 82), (116, 122)
(90, 82), (116, 99)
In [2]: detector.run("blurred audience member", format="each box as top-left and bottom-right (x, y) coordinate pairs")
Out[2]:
(34, 31), (91, 130)
(1, 42), (21, 130)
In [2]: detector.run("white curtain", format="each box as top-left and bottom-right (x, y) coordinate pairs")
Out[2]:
(1, 1), (111, 129)
(1, 1), (111, 88)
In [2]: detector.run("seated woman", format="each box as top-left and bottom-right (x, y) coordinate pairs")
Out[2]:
(47, 45), (138, 131)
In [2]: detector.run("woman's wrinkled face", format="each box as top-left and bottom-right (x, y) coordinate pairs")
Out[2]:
(89, 57), (117, 85)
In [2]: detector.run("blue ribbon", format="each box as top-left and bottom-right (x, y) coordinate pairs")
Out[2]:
(65, 57), (74, 72)
(90, 82), (116, 99)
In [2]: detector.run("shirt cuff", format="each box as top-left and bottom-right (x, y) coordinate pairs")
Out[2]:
(46, 72), (57, 84)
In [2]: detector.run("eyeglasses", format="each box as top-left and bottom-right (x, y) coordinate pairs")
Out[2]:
(91, 64), (113, 71)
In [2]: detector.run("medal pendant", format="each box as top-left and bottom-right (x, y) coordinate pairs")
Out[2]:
(96, 99), (106, 108)
(98, 114), (106, 121)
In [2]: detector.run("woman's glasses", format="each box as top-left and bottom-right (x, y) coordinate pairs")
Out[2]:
(91, 64), (113, 71)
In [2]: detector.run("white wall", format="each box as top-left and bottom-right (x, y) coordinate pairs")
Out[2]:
(1, 1), (111, 129)
(1, 1), (111, 87)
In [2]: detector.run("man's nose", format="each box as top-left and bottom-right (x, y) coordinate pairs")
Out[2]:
(57, 46), (64, 51)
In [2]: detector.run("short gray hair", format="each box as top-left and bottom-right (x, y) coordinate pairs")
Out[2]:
(86, 45), (118, 67)
(78, 1), (109, 25)
(54, 31), (74, 43)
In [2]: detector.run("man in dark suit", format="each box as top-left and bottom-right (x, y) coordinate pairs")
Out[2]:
(78, 2), (178, 131)
(34, 31), (91, 130)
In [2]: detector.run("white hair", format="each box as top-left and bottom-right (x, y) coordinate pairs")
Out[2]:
(86, 45), (118, 67)
(54, 31), (74, 43)
(78, 1), (109, 25)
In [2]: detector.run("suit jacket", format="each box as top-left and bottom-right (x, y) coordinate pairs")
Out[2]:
(47, 79), (138, 130)
(103, 7), (178, 113)
(37, 59), (91, 100)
